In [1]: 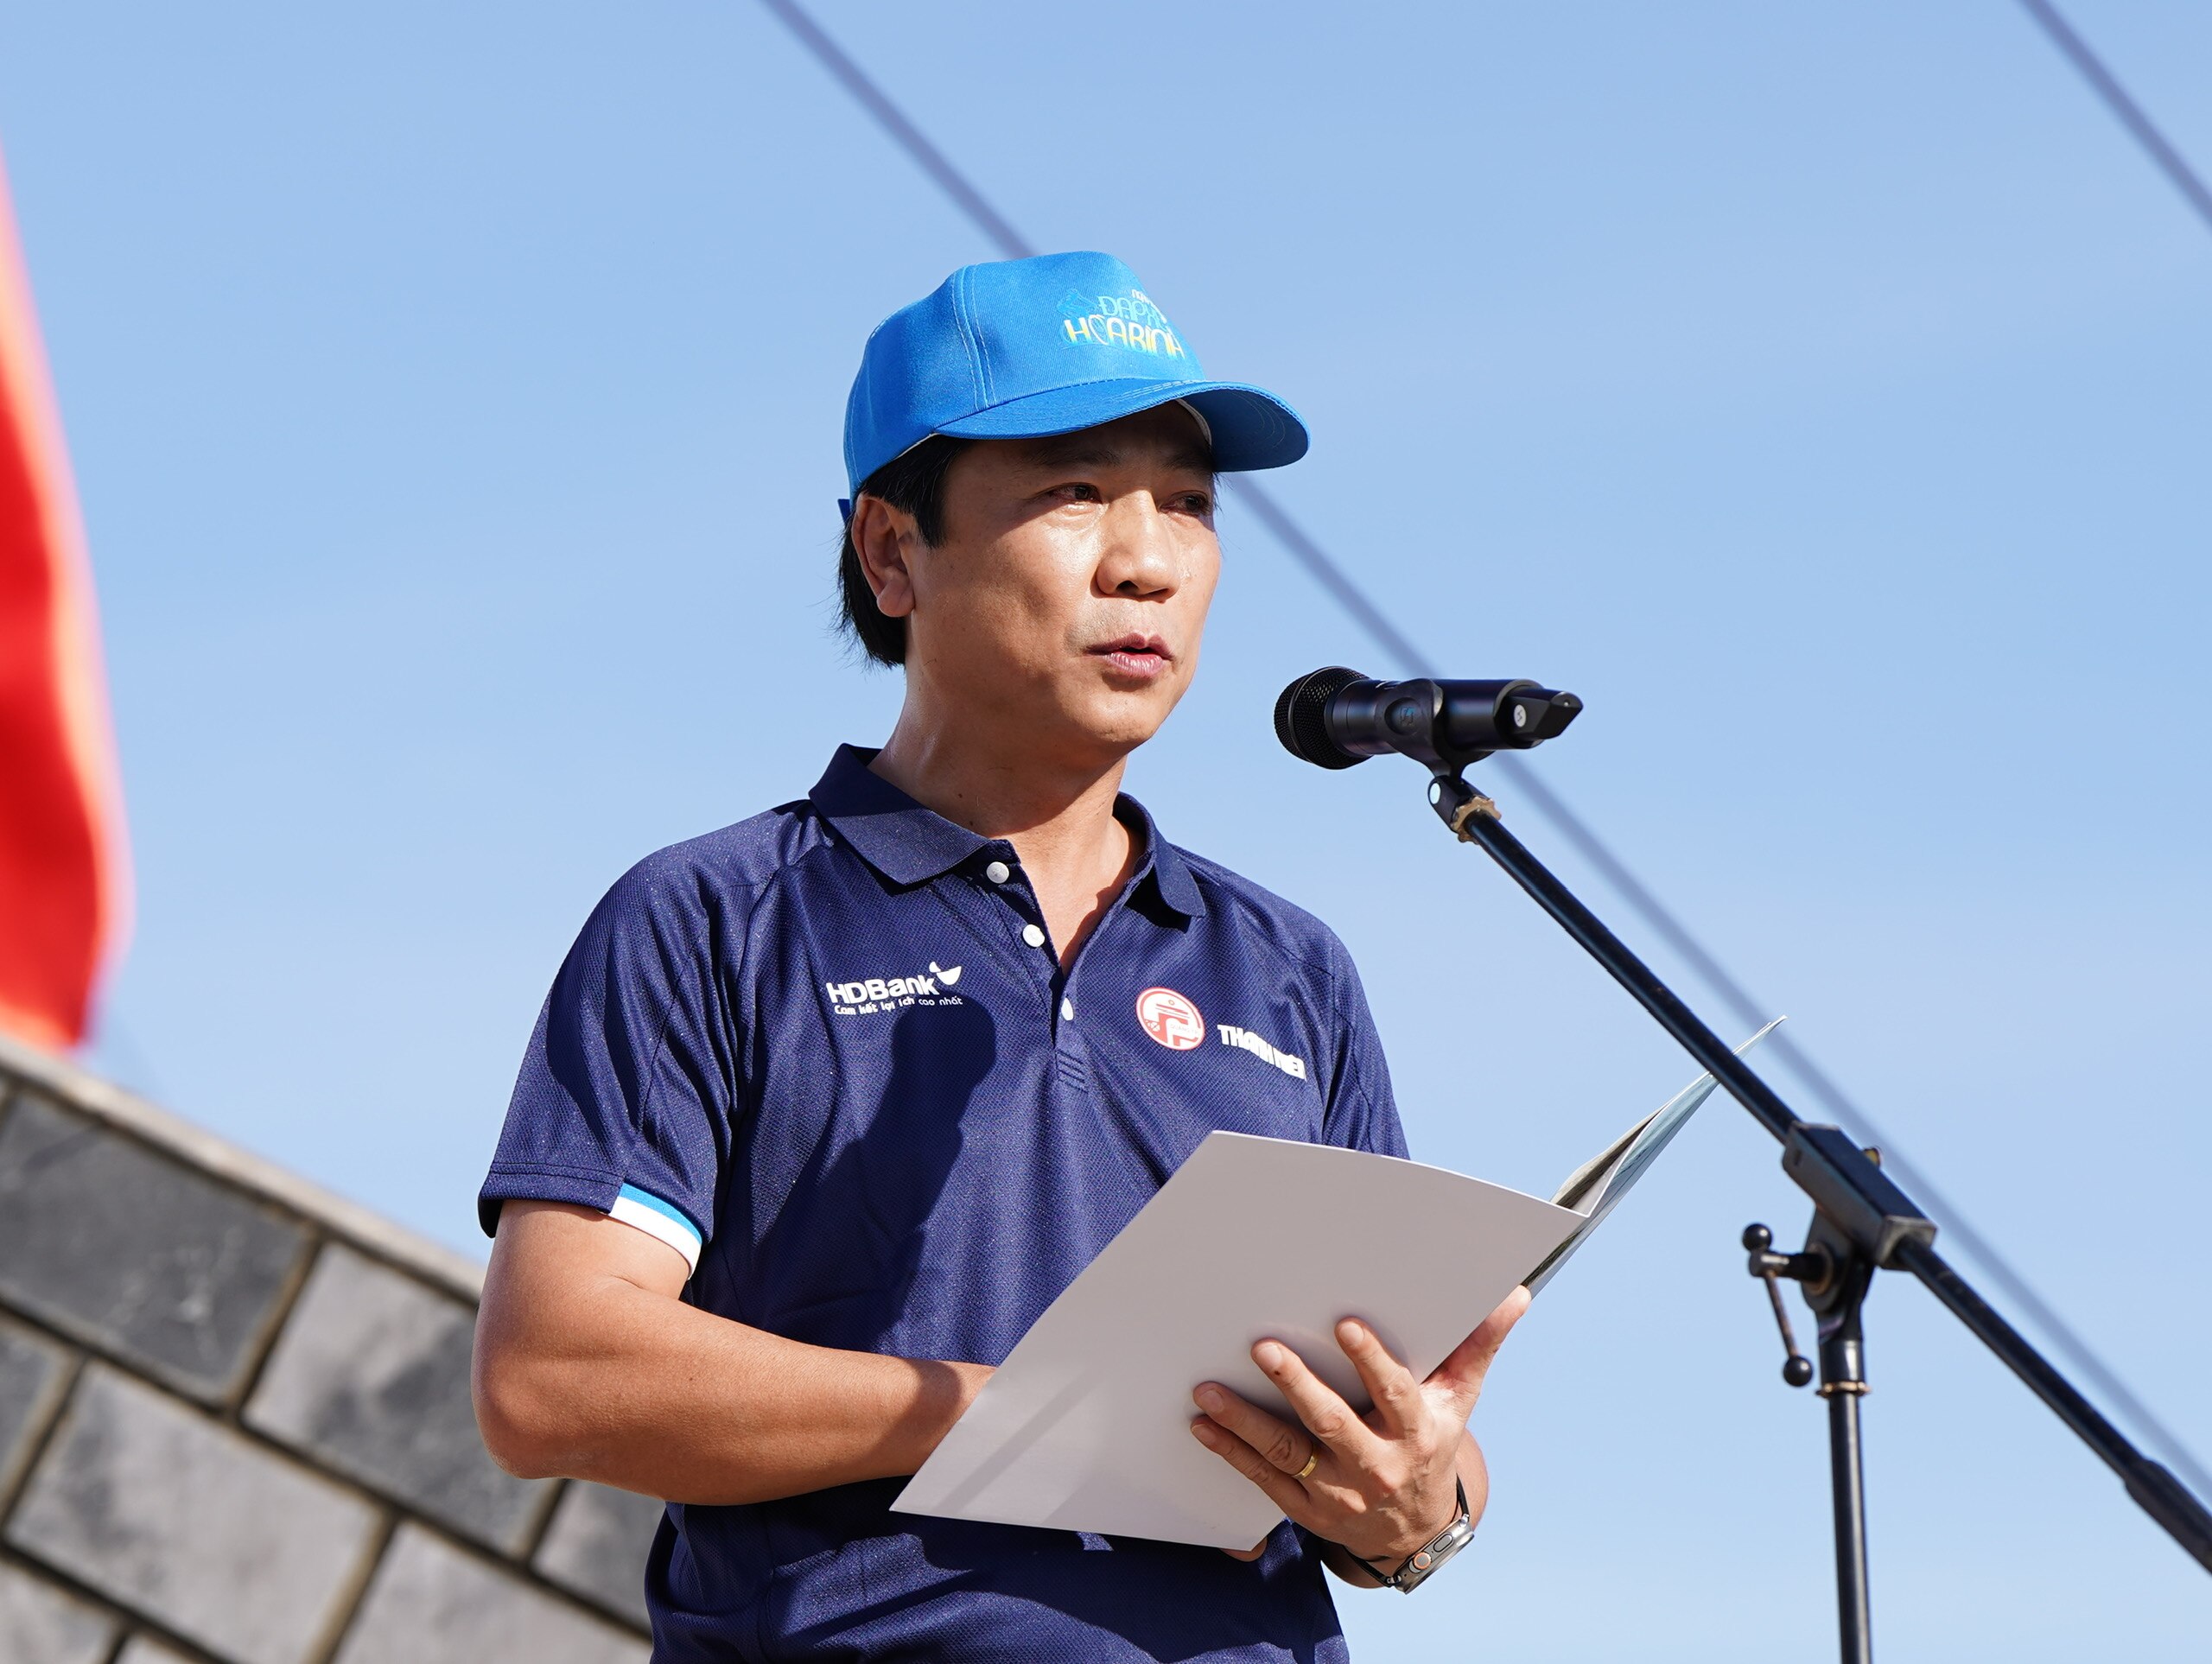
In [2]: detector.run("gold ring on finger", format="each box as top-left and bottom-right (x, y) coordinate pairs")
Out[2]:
(1294, 1451), (1319, 1481)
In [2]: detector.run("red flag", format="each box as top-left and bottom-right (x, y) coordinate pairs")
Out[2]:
(0, 143), (128, 1051)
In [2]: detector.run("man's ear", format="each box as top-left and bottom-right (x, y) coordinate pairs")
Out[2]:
(849, 496), (920, 620)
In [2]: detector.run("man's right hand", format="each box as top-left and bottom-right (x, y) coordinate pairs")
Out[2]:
(472, 1200), (992, 1504)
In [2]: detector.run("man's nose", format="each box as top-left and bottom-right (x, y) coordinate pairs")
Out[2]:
(1096, 494), (1182, 599)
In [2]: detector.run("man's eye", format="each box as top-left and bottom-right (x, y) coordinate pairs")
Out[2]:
(1060, 483), (1103, 503)
(1177, 493), (1214, 514)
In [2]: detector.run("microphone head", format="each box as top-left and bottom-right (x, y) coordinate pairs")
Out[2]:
(1274, 666), (1370, 769)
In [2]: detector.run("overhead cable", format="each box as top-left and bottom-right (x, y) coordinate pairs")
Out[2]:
(2018, 0), (2212, 236)
(754, 0), (2209, 1497)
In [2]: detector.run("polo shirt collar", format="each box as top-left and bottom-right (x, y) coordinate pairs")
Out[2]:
(810, 745), (987, 886)
(809, 745), (1206, 918)
(1119, 793), (1207, 918)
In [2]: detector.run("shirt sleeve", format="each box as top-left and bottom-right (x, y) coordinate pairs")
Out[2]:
(1318, 933), (1409, 1159)
(476, 852), (745, 1272)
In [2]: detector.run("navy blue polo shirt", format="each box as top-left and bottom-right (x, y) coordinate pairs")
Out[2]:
(480, 746), (1408, 1661)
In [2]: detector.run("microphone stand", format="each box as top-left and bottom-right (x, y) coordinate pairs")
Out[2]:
(1423, 769), (2212, 1664)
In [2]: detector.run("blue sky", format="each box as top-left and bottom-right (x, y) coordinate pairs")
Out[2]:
(4, 3), (2209, 1657)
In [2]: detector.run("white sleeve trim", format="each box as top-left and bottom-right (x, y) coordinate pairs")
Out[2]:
(607, 1184), (702, 1273)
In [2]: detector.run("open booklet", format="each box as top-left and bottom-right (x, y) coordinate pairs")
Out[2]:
(894, 1019), (1783, 1549)
(1525, 1015), (1785, 1293)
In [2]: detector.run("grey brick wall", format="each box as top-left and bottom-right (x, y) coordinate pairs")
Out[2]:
(0, 1035), (658, 1662)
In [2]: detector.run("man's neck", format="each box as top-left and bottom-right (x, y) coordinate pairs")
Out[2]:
(868, 723), (1139, 968)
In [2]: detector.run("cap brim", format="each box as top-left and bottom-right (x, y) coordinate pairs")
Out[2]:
(933, 378), (1308, 472)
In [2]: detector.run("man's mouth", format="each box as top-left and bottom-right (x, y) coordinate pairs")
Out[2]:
(1087, 634), (1173, 681)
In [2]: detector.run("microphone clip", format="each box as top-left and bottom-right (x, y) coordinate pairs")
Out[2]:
(1426, 772), (1503, 841)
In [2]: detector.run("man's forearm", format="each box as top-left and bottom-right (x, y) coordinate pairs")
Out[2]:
(474, 1203), (991, 1504)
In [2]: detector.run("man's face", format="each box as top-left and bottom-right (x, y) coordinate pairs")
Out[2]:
(866, 404), (1221, 770)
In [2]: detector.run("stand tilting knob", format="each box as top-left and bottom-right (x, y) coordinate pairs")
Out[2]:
(1742, 1223), (1821, 1388)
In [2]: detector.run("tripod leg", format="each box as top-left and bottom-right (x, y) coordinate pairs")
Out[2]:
(1827, 1383), (1873, 1664)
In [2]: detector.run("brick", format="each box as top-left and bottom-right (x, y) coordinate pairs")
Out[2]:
(0, 1314), (73, 1494)
(334, 1525), (649, 1664)
(533, 1483), (662, 1626)
(0, 1096), (308, 1401)
(0, 1559), (118, 1664)
(245, 1244), (550, 1549)
(6, 1365), (382, 1664)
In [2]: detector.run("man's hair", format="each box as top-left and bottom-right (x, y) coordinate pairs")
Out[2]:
(837, 435), (970, 667)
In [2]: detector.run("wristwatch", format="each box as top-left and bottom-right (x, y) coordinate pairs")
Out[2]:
(1345, 1478), (1476, 1593)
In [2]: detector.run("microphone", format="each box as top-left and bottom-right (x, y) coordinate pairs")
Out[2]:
(1274, 667), (1582, 772)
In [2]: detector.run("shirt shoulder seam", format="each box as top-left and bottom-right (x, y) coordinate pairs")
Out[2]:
(1177, 855), (1343, 986)
(486, 1159), (623, 1181)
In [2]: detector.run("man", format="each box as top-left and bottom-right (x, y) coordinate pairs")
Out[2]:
(473, 251), (1526, 1661)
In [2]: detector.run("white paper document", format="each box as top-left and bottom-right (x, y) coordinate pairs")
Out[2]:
(1527, 1017), (1784, 1294)
(895, 1021), (1780, 1548)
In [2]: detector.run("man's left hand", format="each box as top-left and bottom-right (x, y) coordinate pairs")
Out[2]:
(1189, 1286), (1529, 1570)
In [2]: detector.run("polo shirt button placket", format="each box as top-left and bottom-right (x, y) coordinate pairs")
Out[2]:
(979, 849), (1050, 975)
(978, 849), (1075, 1039)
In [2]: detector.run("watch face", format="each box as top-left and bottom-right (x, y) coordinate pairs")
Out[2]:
(1393, 1516), (1475, 1591)
(1389, 1477), (1474, 1591)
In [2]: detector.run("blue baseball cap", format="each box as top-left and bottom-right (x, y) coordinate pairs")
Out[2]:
(842, 251), (1308, 496)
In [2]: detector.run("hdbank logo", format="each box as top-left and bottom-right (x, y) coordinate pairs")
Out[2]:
(823, 962), (963, 1015)
(1136, 986), (1205, 1051)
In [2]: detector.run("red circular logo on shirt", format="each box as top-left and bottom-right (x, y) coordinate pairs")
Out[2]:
(1135, 987), (1206, 1051)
